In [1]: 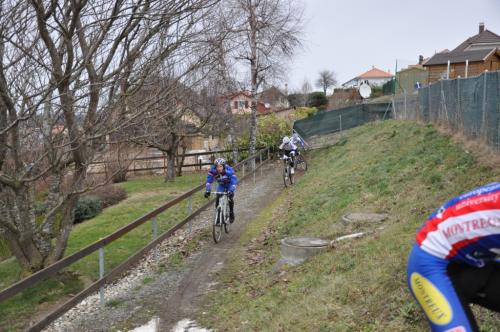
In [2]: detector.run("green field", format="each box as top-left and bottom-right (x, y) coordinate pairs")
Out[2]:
(0, 173), (205, 332)
(199, 120), (500, 331)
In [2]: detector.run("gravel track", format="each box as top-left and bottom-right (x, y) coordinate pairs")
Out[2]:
(43, 162), (284, 332)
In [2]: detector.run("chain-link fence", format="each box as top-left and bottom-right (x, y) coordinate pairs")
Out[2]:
(393, 71), (500, 151)
(293, 103), (392, 140)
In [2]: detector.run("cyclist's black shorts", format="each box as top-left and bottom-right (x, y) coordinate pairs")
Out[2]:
(447, 262), (500, 331)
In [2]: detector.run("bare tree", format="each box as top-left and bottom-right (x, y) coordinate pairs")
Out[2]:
(300, 78), (312, 107)
(128, 74), (222, 181)
(221, 0), (303, 165)
(315, 70), (337, 95)
(0, 0), (219, 273)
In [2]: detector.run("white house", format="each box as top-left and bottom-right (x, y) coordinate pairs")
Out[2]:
(342, 66), (394, 88)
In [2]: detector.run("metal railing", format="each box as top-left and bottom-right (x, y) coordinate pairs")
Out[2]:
(0, 147), (271, 332)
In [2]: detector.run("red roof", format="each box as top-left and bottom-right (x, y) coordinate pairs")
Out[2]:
(358, 67), (393, 78)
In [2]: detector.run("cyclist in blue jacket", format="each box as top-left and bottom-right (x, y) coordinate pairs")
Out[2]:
(204, 158), (237, 223)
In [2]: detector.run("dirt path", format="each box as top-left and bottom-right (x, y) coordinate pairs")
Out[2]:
(45, 162), (286, 332)
(157, 163), (283, 330)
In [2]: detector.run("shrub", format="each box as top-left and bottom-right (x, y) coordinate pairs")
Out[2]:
(87, 185), (127, 208)
(294, 107), (318, 120)
(307, 92), (328, 109)
(74, 196), (102, 223)
(234, 114), (292, 153)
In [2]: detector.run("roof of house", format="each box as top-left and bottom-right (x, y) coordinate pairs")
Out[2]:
(424, 27), (500, 66)
(424, 48), (498, 65)
(342, 67), (393, 86)
(453, 29), (500, 52)
(259, 86), (286, 104)
(358, 67), (393, 78)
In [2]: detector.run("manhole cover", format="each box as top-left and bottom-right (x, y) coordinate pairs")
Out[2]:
(283, 237), (330, 248)
(277, 237), (329, 267)
(342, 212), (388, 223)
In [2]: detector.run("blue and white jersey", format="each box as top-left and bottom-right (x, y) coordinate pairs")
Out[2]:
(205, 164), (238, 193)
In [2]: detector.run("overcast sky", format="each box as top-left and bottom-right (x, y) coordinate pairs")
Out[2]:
(287, 0), (500, 91)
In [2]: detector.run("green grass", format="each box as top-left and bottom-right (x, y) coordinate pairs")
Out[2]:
(0, 173), (205, 331)
(199, 120), (500, 331)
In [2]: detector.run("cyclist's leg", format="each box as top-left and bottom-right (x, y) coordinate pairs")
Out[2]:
(407, 244), (479, 332)
(228, 193), (235, 222)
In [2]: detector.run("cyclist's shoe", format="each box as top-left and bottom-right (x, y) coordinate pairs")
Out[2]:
(290, 167), (295, 174)
(229, 212), (235, 223)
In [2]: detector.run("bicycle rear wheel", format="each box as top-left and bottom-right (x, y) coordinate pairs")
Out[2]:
(213, 208), (222, 243)
(295, 154), (308, 172)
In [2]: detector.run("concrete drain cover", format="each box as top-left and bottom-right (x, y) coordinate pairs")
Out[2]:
(342, 212), (388, 224)
(278, 237), (329, 267)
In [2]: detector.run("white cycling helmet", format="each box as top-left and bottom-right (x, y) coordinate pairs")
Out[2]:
(214, 158), (226, 166)
(282, 136), (291, 144)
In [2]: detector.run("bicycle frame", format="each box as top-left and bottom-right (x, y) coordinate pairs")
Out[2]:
(214, 192), (229, 223)
(212, 191), (230, 243)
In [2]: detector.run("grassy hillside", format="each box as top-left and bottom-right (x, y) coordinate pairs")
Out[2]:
(200, 120), (500, 331)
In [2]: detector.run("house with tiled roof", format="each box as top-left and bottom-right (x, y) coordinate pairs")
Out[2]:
(423, 23), (500, 83)
(341, 66), (394, 88)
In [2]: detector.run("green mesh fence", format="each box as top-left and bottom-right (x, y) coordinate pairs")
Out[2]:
(293, 103), (392, 139)
(394, 71), (500, 151)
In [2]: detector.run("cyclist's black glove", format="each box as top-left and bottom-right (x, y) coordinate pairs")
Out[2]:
(228, 191), (234, 199)
(204, 191), (210, 198)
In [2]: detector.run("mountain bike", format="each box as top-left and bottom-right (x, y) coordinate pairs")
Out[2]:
(280, 155), (294, 187)
(211, 192), (231, 243)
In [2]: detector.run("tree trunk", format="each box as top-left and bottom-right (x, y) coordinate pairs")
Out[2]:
(249, 1), (258, 170)
(176, 142), (187, 177)
(0, 182), (79, 274)
(165, 151), (176, 182)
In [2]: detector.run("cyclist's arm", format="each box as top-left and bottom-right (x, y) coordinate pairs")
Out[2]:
(206, 167), (216, 192)
(225, 166), (238, 192)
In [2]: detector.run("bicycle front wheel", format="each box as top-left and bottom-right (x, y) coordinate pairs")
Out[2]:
(283, 166), (289, 188)
(213, 208), (223, 243)
(224, 205), (231, 233)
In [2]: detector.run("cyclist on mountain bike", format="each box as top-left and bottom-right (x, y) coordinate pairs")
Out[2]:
(204, 158), (237, 223)
(279, 136), (298, 173)
(407, 182), (500, 332)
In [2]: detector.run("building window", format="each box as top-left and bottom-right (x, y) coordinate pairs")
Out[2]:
(234, 101), (238, 109)
(245, 100), (249, 108)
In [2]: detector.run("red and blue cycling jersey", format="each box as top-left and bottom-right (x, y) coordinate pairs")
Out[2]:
(416, 182), (500, 266)
(408, 182), (500, 332)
